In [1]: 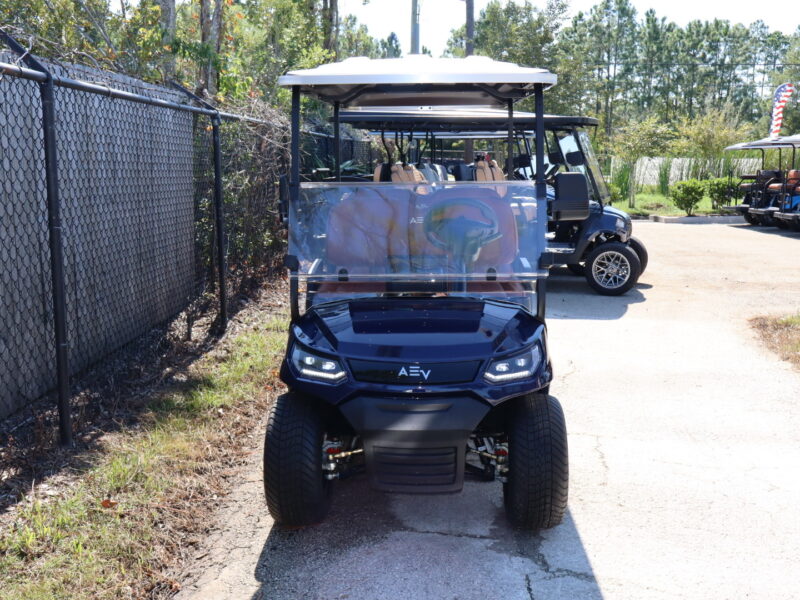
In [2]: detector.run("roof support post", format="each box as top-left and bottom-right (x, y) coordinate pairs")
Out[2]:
(534, 84), (546, 207)
(534, 83), (547, 319)
(507, 99), (514, 176)
(334, 101), (341, 181)
(288, 86), (301, 322)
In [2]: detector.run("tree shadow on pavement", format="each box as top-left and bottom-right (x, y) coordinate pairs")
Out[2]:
(546, 268), (648, 321)
(250, 475), (603, 600)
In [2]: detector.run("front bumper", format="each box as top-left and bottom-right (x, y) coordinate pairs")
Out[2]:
(338, 394), (490, 493)
(748, 207), (779, 216)
(774, 212), (799, 223)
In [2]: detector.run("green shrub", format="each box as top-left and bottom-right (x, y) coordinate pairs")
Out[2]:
(704, 178), (730, 210)
(612, 160), (633, 205)
(670, 179), (705, 216)
(607, 182), (623, 204)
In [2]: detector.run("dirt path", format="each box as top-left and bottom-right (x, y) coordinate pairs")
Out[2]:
(176, 221), (800, 600)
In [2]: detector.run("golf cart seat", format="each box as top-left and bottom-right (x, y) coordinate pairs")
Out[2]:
(451, 163), (475, 181)
(417, 162), (448, 182)
(474, 159), (505, 181)
(767, 169), (800, 193)
(740, 169), (782, 192)
(315, 186), (520, 301)
(373, 162), (428, 183)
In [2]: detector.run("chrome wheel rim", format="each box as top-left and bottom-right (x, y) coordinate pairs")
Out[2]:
(591, 251), (631, 289)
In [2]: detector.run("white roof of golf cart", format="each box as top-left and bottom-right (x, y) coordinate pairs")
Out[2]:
(277, 56), (557, 107)
(725, 137), (800, 151)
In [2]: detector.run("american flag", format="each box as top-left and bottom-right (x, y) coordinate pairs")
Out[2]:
(769, 83), (795, 139)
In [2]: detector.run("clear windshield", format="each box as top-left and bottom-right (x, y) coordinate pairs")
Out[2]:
(555, 129), (610, 203)
(576, 129), (610, 202)
(290, 182), (546, 309)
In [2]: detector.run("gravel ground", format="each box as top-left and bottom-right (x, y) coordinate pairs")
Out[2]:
(176, 222), (800, 600)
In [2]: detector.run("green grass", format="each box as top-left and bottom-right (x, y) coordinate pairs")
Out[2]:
(609, 192), (718, 217)
(778, 315), (800, 328)
(0, 315), (288, 600)
(751, 314), (800, 370)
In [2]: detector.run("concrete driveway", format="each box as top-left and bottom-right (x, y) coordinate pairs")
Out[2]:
(177, 221), (800, 600)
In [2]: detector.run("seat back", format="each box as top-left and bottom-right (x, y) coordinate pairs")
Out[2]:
(373, 162), (428, 183)
(474, 159), (506, 182)
(451, 163), (475, 181)
(417, 163), (439, 182)
(326, 187), (412, 273)
(757, 169), (782, 184)
(768, 169), (800, 192)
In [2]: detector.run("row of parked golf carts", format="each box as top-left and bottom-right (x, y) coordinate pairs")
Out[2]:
(723, 135), (800, 230)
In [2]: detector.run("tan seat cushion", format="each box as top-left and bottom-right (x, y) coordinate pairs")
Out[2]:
(373, 163), (428, 183)
(391, 163), (427, 183)
(474, 159), (505, 182)
(768, 170), (800, 192)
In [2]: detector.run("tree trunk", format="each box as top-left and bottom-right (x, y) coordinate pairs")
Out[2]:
(208, 0), (224, 97)
(157, 0), (176, 79)
(321, 0), (339, 57)
(199, 0), (211, 95)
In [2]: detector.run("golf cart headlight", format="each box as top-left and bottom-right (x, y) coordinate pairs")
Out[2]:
(291, 346), (346, 382)
(615, 217), (626, 232)
(484, 345), (542, 383)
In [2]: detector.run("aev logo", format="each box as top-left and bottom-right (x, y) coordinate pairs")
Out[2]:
(397, 365), (431, 380)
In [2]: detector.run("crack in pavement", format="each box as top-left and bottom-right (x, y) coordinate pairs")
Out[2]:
(593, 435), (609, 487)
(400, 528), (495, 541)
(525, 573), (535, 600)
(528, 536), (597, 584)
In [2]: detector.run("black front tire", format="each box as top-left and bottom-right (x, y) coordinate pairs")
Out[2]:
(628, 236), (649, 275)
(743, 212), (758, 225)
(504, 394), (569, 531)
(263, 392), (332, 527)
(584, 241), (641, 296)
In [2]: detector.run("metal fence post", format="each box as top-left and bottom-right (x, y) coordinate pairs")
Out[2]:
(211, 115), (228, 331)
(0, 30), (73, 446)
(167, 82), (228, 332)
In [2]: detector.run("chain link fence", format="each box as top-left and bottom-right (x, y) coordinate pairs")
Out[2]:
(302, 130), (379, 177)
(0, 43), (287, 434)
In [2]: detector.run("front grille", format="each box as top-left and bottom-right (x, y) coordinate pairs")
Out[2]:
(349, 359), (481, 384)
(372, 446), (457, 489)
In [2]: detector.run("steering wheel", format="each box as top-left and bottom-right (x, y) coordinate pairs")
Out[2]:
(423, 198), (503, 272)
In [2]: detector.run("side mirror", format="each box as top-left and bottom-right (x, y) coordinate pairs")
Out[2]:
(551, 172), (590, 221)
(278, 173), (289, 224)
(564, 151), (585, 167)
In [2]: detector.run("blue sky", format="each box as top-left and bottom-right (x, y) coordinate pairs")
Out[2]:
(340, 0), (798, 58)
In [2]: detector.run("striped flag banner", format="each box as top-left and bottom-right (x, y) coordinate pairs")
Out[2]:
(769, 83), (795, 139)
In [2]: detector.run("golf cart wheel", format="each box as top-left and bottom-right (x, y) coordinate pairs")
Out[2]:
(566, 263), (585, 276)
(775, 219), (788, 230)
(743, 212), (758, 225)
(628, 236), (649, 275)
(584, 241), (641, 296)
(503, 393), (569, 531)
(263, 392), (332, 527)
